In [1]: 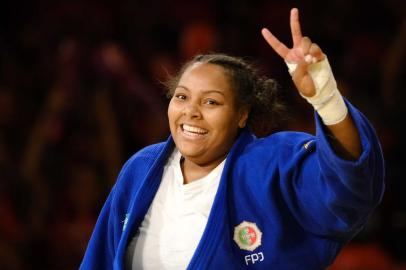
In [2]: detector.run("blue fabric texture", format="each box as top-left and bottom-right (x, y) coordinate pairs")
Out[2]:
(80, 101), (385, 270)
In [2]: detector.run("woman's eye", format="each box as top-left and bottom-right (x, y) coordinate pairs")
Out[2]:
(175, 94), (187, 100)
(205, 99), (218, 105)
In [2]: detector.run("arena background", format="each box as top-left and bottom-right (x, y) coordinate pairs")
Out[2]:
(0, 0), (405, 269)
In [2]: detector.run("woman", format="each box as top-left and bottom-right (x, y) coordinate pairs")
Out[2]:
(80, 8), (384, 270)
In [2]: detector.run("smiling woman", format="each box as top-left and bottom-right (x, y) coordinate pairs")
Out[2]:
(168, 62), (248, 183)
(80, 8), (384, 270)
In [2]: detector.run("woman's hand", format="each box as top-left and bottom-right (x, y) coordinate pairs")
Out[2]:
(262, 8), (362, 160)
(261, 8), (323, 97)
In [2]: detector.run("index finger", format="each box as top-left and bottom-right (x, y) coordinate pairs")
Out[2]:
(261, 28), (289, 59)
(290, 8), (302, 47)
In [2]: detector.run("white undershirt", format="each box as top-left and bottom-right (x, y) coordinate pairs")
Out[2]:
(126, 149), (225, 270)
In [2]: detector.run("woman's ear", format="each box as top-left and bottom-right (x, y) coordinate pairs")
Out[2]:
(238, 106), (250, 128)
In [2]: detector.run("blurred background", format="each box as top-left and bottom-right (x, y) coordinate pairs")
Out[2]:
(0, 0), (405, 269)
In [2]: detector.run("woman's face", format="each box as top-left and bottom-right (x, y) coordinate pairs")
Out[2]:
(168, 62), (248, 166)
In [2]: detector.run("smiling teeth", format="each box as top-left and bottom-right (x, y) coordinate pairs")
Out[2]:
(182, 124), (208, 134)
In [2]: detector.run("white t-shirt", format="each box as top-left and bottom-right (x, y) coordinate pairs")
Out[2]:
(126, 149), (225, 270)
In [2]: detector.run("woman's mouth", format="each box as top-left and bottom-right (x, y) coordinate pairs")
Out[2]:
(181, 124), (208, 137)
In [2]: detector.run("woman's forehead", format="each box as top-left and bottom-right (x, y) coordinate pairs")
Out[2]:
(179, 62), (232, 90)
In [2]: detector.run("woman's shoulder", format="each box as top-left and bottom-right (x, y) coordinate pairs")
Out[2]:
(121, 141), (168, 172)
(233, 130), (317, 168)
(118, 142), (167, 171)
(113, 141), (169, 191)
(130, 142), (167, 159)
(250, 130), (315, 151)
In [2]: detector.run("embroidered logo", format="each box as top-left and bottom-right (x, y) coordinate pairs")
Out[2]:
(303, 140), (312, 149)
(233, 221), (262, 251)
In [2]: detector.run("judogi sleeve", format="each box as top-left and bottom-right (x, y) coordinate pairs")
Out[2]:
(280, 100), (385, 241)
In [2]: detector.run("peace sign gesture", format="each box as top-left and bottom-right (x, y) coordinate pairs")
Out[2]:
(261, 8), (324, 97)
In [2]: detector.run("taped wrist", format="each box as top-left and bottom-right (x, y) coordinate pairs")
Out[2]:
(285, 56), (348, 125)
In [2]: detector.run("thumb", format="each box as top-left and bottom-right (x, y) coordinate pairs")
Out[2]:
(292, 61), (316, 97)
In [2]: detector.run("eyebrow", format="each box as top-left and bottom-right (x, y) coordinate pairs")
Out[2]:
(176, 85), (225, 96)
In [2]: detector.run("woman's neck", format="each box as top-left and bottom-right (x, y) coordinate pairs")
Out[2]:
(180, 154), (226, 184)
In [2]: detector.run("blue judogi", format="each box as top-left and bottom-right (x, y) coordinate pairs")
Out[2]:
(80, 101), (384, 270)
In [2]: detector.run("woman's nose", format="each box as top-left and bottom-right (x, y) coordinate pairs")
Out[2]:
(183, 102), (202, 119)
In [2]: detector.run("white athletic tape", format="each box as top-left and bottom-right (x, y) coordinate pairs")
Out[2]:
(285, 55), (348, 125)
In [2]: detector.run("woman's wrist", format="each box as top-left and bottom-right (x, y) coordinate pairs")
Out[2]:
(286, 56), (348, 125)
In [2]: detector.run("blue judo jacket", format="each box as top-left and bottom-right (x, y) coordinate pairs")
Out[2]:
(80, 102), (385, 270)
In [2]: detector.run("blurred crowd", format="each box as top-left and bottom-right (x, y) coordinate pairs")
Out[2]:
(0, 0), (405, 269)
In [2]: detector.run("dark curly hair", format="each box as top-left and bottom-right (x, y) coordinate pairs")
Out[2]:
(165, 53), (286, 136)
